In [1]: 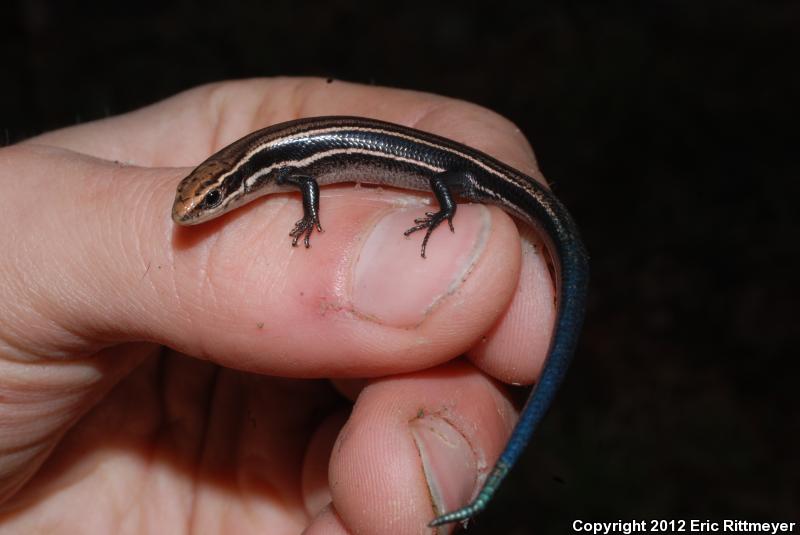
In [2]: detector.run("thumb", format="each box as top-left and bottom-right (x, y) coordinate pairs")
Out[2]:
(0, 143), (168, 499)
(0, 143), (181, 356)
(0, 118), (521, 505)
(0, 136), (520, 500)
(1, 140), (521, 373)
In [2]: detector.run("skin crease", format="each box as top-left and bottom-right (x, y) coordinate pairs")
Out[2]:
(0, 78), (556, 534)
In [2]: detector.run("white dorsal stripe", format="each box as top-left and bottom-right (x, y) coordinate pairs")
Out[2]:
(212, 123), (541, 200)
(242, 146), (444, 189)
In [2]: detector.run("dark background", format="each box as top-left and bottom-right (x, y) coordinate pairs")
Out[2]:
(2, 1), (797, 533)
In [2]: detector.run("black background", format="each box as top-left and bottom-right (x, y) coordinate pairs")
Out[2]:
(2, 1), (797, 533)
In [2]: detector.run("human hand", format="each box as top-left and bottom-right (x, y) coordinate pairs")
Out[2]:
(0, 78), (555, 534)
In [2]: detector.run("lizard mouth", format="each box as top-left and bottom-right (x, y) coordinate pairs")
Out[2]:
(171, 195), (197, 225)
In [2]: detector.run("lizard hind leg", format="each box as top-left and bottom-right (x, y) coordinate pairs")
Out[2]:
(403, 171), (467, 257)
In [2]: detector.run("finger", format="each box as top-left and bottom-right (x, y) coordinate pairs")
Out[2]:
(168, 79), (550, 385)
(0, 143), (520, 378)
(329, 361), (516, 534)
(171, 190), (522, 377)
(20, 78), (554, 383)
(25, 78), (542, 180)
(0, 352), (337, 532)
(466, 226), (557, 384)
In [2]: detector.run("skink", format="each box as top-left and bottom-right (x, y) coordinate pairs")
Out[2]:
(172, 116), (589, 528)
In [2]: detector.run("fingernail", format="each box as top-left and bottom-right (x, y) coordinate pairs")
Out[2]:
(352, 204), (490, 326)
(410, 416), (476, 526)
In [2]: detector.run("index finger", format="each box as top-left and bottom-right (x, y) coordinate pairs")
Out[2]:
(26, 78), (542, 181)
(27, 77), (557, 386)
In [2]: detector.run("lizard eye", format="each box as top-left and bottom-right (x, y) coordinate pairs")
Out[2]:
(201, 188), (223, 208)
